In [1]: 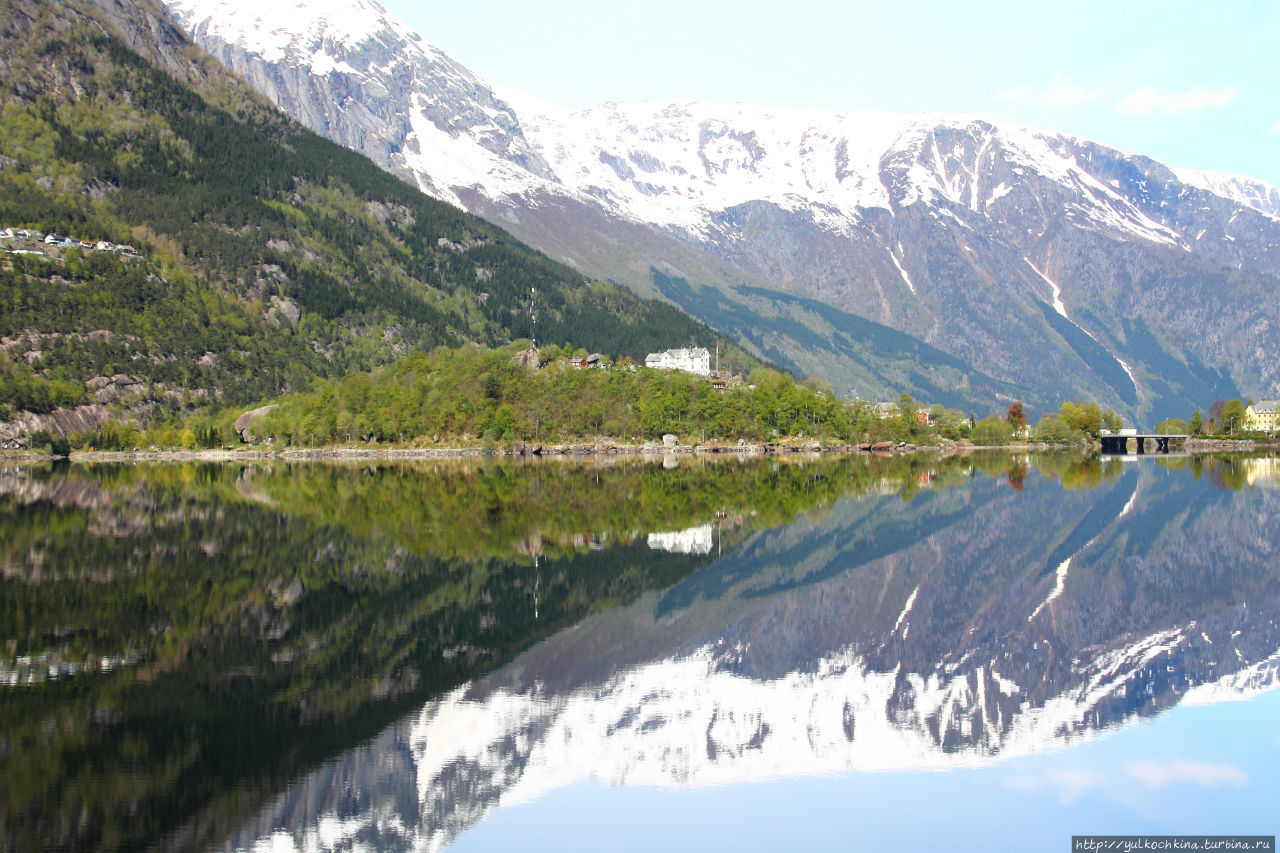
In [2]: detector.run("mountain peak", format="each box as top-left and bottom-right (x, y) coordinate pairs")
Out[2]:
(165, 0), (428, 63)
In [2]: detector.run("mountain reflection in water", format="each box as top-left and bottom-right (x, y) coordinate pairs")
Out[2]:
(3, 453), (1277, 851)
(192, 453), (1280, 853)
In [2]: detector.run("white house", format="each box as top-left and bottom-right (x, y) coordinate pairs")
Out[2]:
(644, 347), (711, 377)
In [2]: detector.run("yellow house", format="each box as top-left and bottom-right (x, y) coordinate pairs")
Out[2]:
(1243, 400), (1280, 433)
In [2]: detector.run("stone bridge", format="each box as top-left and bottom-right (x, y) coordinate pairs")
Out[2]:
(1099, 433), (1188, 454)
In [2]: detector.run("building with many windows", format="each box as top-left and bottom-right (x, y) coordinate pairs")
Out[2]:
(1243, 400), (1280, 433)
(644, 347), (711, 377)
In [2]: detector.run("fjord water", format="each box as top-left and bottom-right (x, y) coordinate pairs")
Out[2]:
(2, 454), (1278, 851)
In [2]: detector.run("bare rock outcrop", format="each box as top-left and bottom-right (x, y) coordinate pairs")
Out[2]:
(0, 405), (113, 440)
(233, 404), (279, 442)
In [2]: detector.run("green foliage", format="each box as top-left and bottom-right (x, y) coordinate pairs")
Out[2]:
(244, 344), (869, 446)
(1101, 407), (1124, 433)
(27, 428), (69, 455)
(191, 422), (225, 449)
(83, 421), (141, 450)
(1029, 400), (1124, 444)
(1218, 399), (1246, 435)
(0, 352), (86, 413)
(1155, 417), (1189, 435)
(1058, 400), (1107, 439)
(1033, 413), (1082, 444)
(970, 414), (1011, 446)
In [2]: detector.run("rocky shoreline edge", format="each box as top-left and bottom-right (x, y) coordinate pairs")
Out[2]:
(3, 436), (1276, 464)
(58, 438), (953, 463)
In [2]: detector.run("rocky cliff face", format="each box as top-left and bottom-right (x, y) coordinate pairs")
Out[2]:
(0, 405), (113, 443)
(161, 0), (1280, 420)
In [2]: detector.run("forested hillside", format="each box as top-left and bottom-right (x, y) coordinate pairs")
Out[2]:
(0, 0), (754, 429)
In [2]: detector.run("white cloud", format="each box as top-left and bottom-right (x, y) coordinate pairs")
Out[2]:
(1114, 85), (1238, 116)
(996, 72), (1096, 108)
(1009, 759), (1248, 804)
(1005, 769), (1108, 804)
(1268, 119), (1280, 136)
(1124, 759), (1247, 789)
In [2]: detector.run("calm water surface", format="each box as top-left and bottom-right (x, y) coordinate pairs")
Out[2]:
(2, 452), (1278, 851)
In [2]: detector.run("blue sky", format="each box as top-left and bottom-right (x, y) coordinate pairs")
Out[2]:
(380, 0), (1280, 186)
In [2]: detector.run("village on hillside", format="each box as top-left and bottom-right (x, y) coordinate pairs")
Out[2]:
(547, 343), (968, 429)
(1, 227), (139, 257)
(548, 344), (746, 392)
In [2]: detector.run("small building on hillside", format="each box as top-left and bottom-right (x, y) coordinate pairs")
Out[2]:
(563, 353), (604, 369)
(873, 402), (898, 420)
(1244, 400), (1280, 433)
(645, 347), (711, 377)
(913, 408), (933, 426)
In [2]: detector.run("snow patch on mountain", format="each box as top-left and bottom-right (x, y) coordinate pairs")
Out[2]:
(1181, 650), (1280, 706)
(889, 249), (917, 296)
(1175, 169), (1280, 221)
(166, 0), (425, 65)
(1028, 558), (1073, 623)
(401, 92), (543, 207)
(894, 584), (920, 634)
(1025, 259), (1069, 317)
(510, 100), (917, 230)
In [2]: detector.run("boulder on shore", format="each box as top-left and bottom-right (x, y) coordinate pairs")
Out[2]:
(233, 404), (279, 442)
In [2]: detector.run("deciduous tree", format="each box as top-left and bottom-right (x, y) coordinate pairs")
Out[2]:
(1005, 401), (1026, 430)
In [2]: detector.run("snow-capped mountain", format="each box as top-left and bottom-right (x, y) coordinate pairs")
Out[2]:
(163, 0), (1280, 418)
(165, 0), (553, 204)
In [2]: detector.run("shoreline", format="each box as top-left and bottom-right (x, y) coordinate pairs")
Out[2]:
(66, 441), (938, 463)
(27, 439), (964, 464)
(3, 436), (1276, 465)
